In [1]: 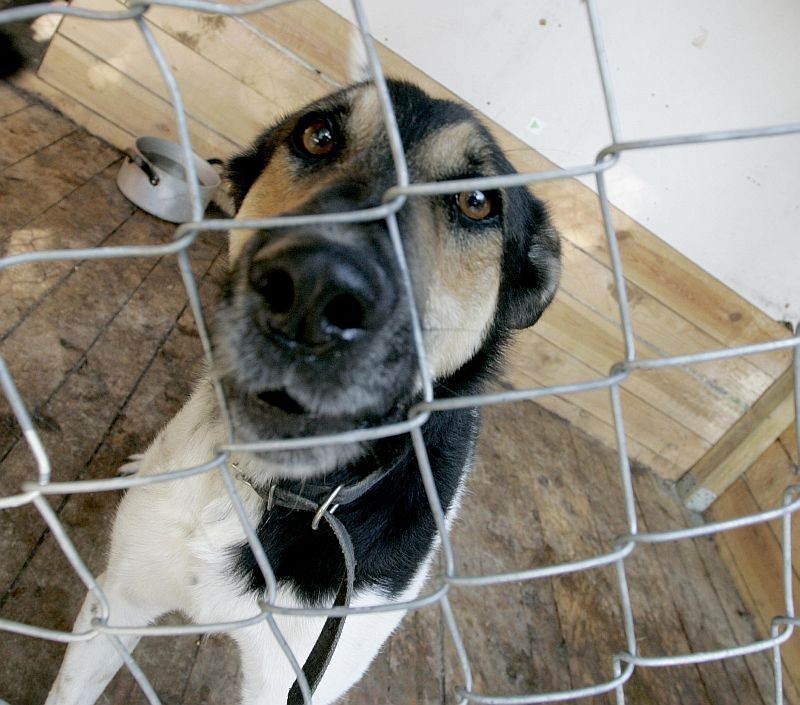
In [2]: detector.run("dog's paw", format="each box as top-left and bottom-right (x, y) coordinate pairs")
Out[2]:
(118, 454), (145, 476)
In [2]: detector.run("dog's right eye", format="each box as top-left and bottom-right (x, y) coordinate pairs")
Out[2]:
(292, 115), (338, 157)
(455, 189), (500, 222)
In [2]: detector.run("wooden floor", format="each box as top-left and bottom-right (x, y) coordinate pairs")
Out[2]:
(0, 84), (793, 705)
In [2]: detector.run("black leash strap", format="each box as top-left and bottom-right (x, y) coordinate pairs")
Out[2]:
(284, 500), (355, 705)
(252, 479), (376, 704)
(286, 572), (349, 705)
(238, 463), (397, 705)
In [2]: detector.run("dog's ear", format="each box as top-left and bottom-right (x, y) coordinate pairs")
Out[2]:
(497, 186), (561, 330)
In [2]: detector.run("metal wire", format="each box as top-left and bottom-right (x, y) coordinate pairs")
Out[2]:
(0, 0), (798, 703)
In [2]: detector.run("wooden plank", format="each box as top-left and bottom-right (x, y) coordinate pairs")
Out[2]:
(533, 295), (746, 443)
(632, 470), (772, 705)
(709, 479), (800, 701)
(141, 1), (336, 109)
(0, 298), (221, 704)
(352, 606), (444, 705)
(0, 210), (162, 428)
(741, 440), (800, 575)
(779, 423), (798, 459)
(506, 332), (710, 474)
(443, 399), (776, 703)
(0, 81), (30, 117)
(240, 0), (357, 86)
(0, 160), (137, 340)
(506, 154), (792, 381)
(521, 392), (686, 481)
(178, 633), (240, 704)
(0, 229), (223, 591)
(445, 403), (600, 699)
(713, 535), (800, 705)
(690, 526), (781, 705)
(38, 35), (237, 159)
(0, 127), (120, 232)
(558, 240), (774, 403)
(743, 439), (798, 515)
(103, 617), (201, 704)
(529, 419), (633, 704)
(13, 69), (134, 152)
(3, 242), (153, 414)
(60, 0), (275, 150)
(678, 367), (795, 511)
(0, 103), (75, 169)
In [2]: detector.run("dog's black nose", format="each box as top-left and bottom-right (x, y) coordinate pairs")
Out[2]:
(249, 241), (393, 351)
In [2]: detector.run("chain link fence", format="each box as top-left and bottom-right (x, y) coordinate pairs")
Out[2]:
(1, 0), (799, 703)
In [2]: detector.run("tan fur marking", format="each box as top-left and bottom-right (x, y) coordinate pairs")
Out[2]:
(412, 204), (502, 379)
(229, 86), (386, 264)
(230, 158), (298, 262)
(347, 88), (384, 147)
(229, 151), (349, 263)
(403, 122), (503, 378)
(410, 121), (497, 181)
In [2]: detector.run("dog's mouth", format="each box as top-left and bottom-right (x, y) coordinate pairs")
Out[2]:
(254, 388), (308, 416)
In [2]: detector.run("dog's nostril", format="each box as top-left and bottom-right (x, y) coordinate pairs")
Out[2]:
(261, 269), (295, 314)
(323, 293), (366, 332)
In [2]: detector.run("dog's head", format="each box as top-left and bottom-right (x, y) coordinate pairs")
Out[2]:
(214, 80), (560, 476)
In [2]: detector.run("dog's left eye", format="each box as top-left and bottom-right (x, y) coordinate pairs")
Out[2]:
(455, 190), (498, 221)
(293, 115), (338, 156)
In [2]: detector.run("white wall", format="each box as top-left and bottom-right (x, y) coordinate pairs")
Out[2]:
(324, 0), (800, 326)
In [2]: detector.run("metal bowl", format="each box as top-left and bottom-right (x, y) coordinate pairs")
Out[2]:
(116, 136), (221, 224)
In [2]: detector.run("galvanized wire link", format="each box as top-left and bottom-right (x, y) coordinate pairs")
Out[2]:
(1, 1), (799, 704)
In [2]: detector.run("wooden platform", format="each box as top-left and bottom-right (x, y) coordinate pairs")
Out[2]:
(13, 0), (794, 488)
(1, 82), (798, 704)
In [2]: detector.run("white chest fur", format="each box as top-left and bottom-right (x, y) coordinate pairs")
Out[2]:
(46, 383), (468, 705)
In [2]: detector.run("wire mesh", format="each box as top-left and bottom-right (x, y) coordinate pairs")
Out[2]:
(0, 1), (799, 703)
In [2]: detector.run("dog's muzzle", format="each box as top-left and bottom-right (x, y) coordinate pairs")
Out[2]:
(248, 236), (395, 354)
(214, 221), (416, 455)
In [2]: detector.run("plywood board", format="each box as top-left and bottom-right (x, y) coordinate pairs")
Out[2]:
(13, 70), (135, 152)
(506, 332), (709, 473)
(38, 35), (237, 158)
(58, 0), (283, 148)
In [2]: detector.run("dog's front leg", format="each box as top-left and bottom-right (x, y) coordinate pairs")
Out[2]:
(45, 571), (169, 705)
(230, 614), (326, 705)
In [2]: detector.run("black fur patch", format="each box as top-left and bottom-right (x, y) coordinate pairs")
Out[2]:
(0, 29), (25, 79)
(233, 407), (476, 602)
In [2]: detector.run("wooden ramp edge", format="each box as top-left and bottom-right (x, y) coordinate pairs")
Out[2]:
(679, 366), (796, 511)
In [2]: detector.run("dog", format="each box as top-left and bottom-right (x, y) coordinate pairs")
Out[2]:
(45, 79), (560, 705)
